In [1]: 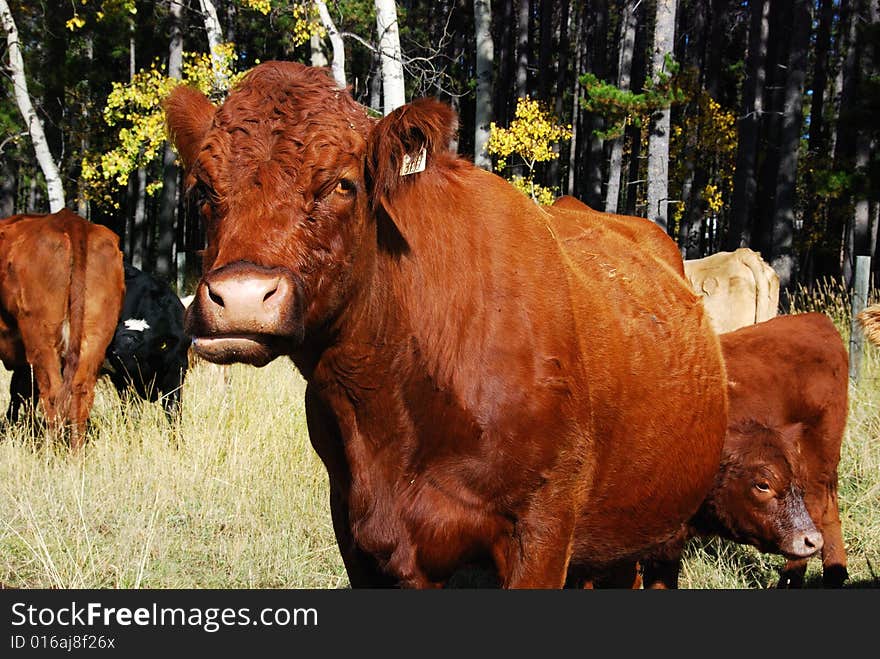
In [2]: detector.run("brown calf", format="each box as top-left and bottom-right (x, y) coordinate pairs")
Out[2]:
(641, 312), (848, 588)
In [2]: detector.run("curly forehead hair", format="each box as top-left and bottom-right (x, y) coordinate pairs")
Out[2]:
(216, 61), (374, 139)
(195, 61), (376, 205)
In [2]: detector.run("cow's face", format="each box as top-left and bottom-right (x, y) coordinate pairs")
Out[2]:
(165, 63), (375, 366)
(165, 62), (458, 367)
(711, 422), (823, 560)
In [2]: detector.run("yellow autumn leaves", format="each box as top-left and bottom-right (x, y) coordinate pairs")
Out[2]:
(81, 45), (243, 208)
(487, 96), (572, 205)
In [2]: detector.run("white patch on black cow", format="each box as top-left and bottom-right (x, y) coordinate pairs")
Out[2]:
(124, 318), (150, 332)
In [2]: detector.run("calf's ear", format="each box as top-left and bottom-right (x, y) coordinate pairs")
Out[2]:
(164, 85), (216, 171)
(365, 98), (458, 208)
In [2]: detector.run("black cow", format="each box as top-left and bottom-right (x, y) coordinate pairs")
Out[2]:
(102, 263), (189, 416)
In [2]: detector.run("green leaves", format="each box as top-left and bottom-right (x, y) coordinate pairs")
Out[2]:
(578, 53), (686, 141)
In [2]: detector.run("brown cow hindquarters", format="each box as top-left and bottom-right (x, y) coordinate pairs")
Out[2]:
(67, 226), (125, 445)
(0, 210), (124, 448)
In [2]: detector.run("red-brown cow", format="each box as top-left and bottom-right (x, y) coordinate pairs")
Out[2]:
(165, 61), (728, 588)
(641, 312), (849, 588)
(551, 195), (686, 278)
(0, 209), (125, 449)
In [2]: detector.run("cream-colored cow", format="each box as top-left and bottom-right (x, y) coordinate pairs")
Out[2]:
(684, 248), (780, 334)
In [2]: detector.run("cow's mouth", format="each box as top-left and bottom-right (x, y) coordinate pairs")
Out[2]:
(780, 543), (821, 561)
(192, 334), (286, 367)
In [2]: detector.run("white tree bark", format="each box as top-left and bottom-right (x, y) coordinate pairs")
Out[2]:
(0, 0), (65, 212)
(310, 32), (328, 68)
(474, 0), (494, 170)
(375, 0), (405, 114)
(197, 0), (227, 92)
(646, 0), (677, 230)
(605, 0), (638, 213)
(315, 0), (346, 89)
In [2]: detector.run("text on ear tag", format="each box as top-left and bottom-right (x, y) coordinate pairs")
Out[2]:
(400, 148), (427, 176)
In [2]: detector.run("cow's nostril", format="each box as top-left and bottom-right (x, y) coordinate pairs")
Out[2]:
(208, 287), (224, 308)
(263, 285), (278, 303)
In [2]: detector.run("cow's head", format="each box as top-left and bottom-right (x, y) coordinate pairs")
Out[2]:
(165, 61), (456, 366)
(106, 269), (189, 402)
(706, 421), (823, 560)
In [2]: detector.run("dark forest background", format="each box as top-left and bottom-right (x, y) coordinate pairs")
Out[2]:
(1, 0), (878, 298)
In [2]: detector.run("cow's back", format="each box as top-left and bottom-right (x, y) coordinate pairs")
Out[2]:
(0, 216), (75, 366)
(551, 196), (685, 277)
(0, 210), (123, 445)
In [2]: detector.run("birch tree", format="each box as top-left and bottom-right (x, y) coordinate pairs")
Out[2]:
(198, 0), (227, 93)
(315, 0), (346, 88)
(375, 0), (405, 114)
(646, 0), (677, 230)
(0, 0), (65, 212)
(604, 0), (638, 214)
(474, 0), (493, 170)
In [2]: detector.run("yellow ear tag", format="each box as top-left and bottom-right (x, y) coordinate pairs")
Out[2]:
(400, 148), (427, 176)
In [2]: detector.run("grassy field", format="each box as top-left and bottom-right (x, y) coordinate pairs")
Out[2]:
(1, 289), (879, 589)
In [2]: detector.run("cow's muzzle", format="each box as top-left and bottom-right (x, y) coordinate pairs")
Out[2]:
(186, 261), (303, 366)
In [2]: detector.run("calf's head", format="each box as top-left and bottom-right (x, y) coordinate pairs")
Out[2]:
(165, 61), (456, 366)
(707, 421), (823, 560)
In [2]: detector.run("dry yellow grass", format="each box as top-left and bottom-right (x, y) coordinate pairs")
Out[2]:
(0, 361), (345, 588)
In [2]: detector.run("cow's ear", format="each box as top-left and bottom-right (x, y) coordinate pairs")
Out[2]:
(164, 85), (216, 170)
(365, 98), (458, 208)
(779, 422), (805, 448)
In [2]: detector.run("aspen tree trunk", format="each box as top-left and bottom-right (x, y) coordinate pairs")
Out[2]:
(646, 0), (677, 230)
(605, 0), (638, 213)
(197, 0), (227, 92)
(474, 0), (494, 170)
(375, 0), (405, 114)
(315, 0), (346, 88)
(0, 0), (65, 212)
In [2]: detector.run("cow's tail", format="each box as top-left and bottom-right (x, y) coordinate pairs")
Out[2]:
(857, 303), (880, 347)
(60, 216), (89, 417)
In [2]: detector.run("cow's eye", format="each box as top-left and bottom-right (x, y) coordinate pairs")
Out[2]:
(754, 481), (771, 493)
(334, 178), (356, 195)
(157, 340), (169, 352)
(191, 181), (217, 212)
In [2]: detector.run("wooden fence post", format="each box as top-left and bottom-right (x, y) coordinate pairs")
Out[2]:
(849, 255), (871, 383)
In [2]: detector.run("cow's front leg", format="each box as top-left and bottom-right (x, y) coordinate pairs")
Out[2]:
(496, 488), (576, 589)
(327, 481), (398, 587)
(818, 484), (848, 588)
(778, 558), (808, 588)
(305, 385), (397, 588)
